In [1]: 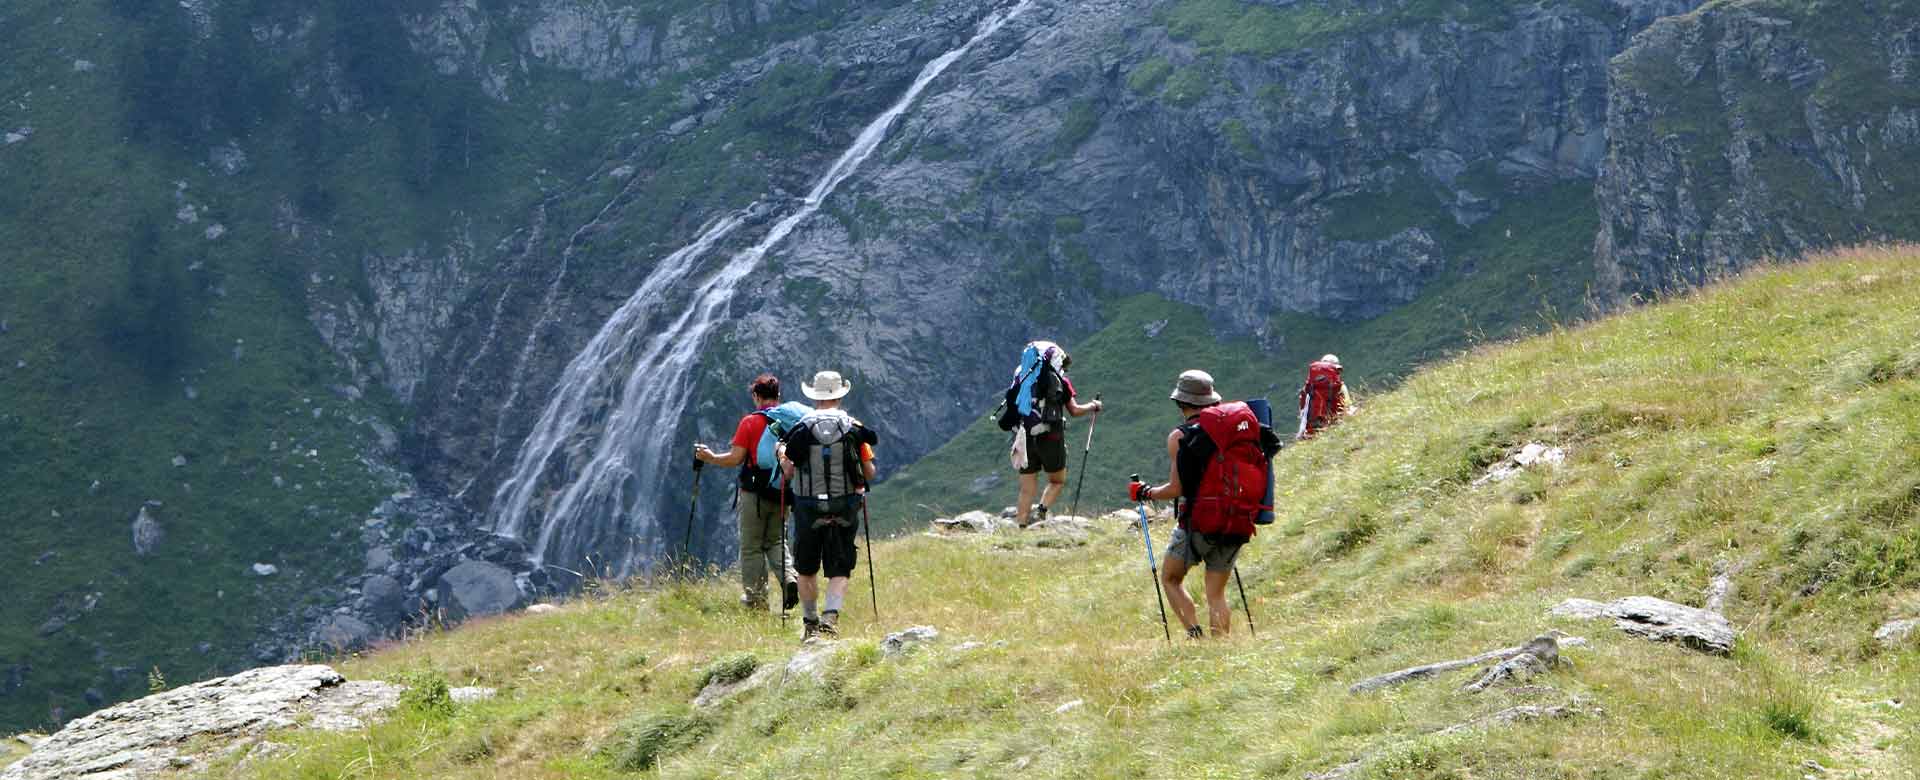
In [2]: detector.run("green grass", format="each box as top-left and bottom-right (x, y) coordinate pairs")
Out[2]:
(185, 247), (1920, 779)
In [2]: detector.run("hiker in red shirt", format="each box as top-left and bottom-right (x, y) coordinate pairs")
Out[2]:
(693, 373), (800, 611)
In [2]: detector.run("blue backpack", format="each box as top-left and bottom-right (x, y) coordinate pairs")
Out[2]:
(741, 401), (812, 497)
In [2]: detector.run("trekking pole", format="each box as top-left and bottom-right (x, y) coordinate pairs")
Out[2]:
(1131, 474), (1173, 642)
(860, 494), (880, 621)
(1232, 565), (1256, 637)
(779, 489), (790, 628)
(683, 459), (705, 574)
(1066, 393), (1102, 522)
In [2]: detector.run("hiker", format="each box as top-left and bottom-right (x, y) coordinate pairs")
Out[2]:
(1296, 354), (1354, 440)
(998, 341), (1103, 527)
(693, 374), (805, 611)
(1127, 370), (1279, 638)
(777, 370), (879, 640)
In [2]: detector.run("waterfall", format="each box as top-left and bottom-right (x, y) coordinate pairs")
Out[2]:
(487, 0), (1038, 575)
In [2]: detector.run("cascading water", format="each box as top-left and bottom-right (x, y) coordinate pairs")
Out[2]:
(488, 0), (1038, 575)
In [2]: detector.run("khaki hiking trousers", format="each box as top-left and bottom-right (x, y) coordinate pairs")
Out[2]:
(737, 490), (797, 607)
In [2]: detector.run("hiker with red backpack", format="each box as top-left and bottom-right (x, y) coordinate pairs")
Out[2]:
(693, 374), (806, 612)
(1127, 370), (1280, 638)
(1296, 354), (1354, 440)
(996, 341), (1104, 528)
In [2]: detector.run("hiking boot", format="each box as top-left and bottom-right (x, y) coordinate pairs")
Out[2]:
(782, 581), (800, 611)
(1186, 625), (1204, 640)
(802, 618), (822, 641)
(1031, 504), (1049, 527)
(819, 610), (840, 638)
(741, 594), (768, 612)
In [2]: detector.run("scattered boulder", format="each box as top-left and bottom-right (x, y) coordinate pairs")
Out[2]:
(1550, 596), (1735, 654)
(525, 603), (559, 614)
(881, 625), (939, 657)
(1474, 443), (1565, 485)
(783, 641), (843, 685)
(250, 563), (278, 577)
(364, 545), (396, 572)
(449, 687), (496, 704)
(932, 510), (1006, 534)
(170, 454), (188, 468)
(1875, 619), (1918, 647)
(130, 506), (165, 557)
(314, 615), (375, 653)
(0, 665), (398, 780)
(436, 560), (522, 620)
(1054, 699), (1084, 714)
(693, 665), (776, 709)
(358, 575), (405, 623)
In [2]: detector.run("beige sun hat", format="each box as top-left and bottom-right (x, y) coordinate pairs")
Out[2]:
(1168, 369), (1221, 406)
(1321, 354), (1342, 367)
(801, 370), (853, 401)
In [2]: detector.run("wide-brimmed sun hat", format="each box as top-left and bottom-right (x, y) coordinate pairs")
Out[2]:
(1168, 369), (1221, 406)
(801, 370), (853, 401)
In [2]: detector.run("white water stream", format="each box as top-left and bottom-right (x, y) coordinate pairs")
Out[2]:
(488, 0), (1037, 574)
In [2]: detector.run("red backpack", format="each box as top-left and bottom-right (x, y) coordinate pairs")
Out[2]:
(1187, 401), (1270, 539)
(1300, 361), (1344, 421)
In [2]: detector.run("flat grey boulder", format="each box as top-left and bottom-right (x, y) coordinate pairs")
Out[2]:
(314, 615), (376, 653)
(1875, 618), (1918, 647)
(931, 510), (1006, 534)
(437, 560), (522, 620)
(1551, 596), (1735, 654)
(881, 625), (939, 657)
(0, 665), (398, 780)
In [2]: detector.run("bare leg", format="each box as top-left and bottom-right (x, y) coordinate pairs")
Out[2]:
(1040, 469), (1068, 511)
(1015, 472), (1039, 525)
(1204, 569), (1233, 637)
(827, 576), (850, 602)
(1161, 557), (1198, 631)
(797, 574), (818, 604)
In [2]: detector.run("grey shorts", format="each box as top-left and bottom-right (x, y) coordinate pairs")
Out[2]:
(1165, 527), (1243, 573)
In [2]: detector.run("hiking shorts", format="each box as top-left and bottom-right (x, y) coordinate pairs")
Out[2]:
(1165, 527), (1243, 573)
(792, 507), (858, 578)
(1020, 431), (1067, 475)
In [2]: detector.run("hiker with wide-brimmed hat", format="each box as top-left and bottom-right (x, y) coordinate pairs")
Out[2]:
(777, 370), (879, 640)
(1127, 370), (1279, 638)
(693, 373), (806, 612)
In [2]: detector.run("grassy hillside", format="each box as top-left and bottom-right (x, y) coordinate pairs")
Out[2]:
(147, 246), (1920, 779)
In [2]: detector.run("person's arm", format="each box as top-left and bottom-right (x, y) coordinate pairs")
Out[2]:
(1137, 429), (1185, 501)
(860, 442), (877, 482)
(1066, 396), (1104, 417)
(692, 443), (748, 467)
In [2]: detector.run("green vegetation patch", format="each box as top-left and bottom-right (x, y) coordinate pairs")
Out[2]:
(1127, 57), (1174, 94)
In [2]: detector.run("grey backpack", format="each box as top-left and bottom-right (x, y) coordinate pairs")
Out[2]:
(789, 409), (866, 515)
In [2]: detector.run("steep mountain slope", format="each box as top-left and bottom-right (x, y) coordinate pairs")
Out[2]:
(1596, 0), (1920, 297)
(131, 246), (1920, 779)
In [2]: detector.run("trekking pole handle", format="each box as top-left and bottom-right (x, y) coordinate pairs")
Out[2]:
(692, 458), (705, 472)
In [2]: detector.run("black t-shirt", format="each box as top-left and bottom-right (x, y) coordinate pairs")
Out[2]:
(1173, 419), (1216, 523)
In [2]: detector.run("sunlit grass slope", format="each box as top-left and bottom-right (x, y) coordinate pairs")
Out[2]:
(195, 247), (1917, 779)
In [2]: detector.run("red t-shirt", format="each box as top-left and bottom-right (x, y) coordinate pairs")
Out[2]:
(732, 405), (775, 466)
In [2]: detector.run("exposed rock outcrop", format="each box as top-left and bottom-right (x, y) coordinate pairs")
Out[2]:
(0, 665), (397, 780)
(1550, 596), (1736, 654)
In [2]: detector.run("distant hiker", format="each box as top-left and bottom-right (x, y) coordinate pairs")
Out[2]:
(693, 374), (806, 611)
(997, 341), (1103, 527)
(1128, 370), (1279, 638)
(778, 370), (879, 640)
(1296, 354), (1354, 440)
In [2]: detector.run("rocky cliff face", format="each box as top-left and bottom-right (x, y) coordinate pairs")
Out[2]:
(411, 0), (1708, 571)
(1594, 0), (1920, 299)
